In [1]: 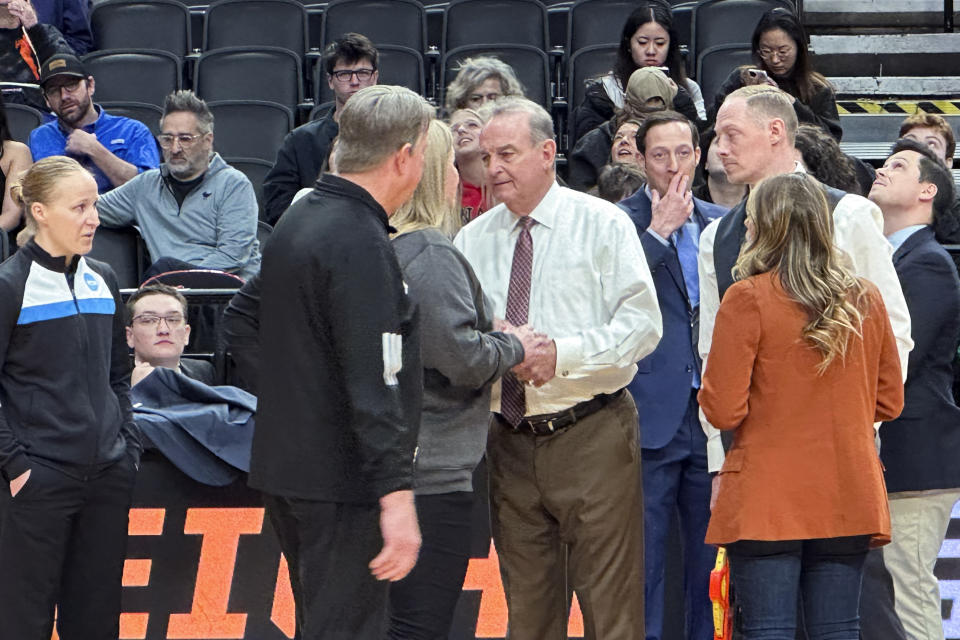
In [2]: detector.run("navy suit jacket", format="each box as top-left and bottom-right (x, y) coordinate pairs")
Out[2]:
(618, 188), (727, 449)
(879, 226), (960, 493)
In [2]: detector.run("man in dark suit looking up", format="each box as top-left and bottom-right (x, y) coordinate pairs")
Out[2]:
(618, 110), (727, 640)
(871, 138), (960, 640)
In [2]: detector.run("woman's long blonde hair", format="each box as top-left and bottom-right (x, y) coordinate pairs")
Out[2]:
(391, 119), (461, 238)
(734, 173), (868, 373)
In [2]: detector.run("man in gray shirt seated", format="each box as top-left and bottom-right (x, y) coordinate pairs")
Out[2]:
(96, 90), (261, 280)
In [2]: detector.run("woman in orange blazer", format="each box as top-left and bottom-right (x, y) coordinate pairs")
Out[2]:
(699, 173), (904, 640)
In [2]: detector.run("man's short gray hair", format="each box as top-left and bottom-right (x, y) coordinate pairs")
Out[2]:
(485, 96), (555, 146)
(161, 90), (214, 134)
(335, 85), (435, 173)
(444, 56), (525, 113)
(728, 85), (798, 144)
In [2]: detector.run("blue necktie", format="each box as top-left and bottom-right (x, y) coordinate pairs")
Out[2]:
(673, 222), (701, 388)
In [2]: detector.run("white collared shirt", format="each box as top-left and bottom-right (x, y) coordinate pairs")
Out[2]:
(453, 181), (663, 415)
(697, 172), (913, 472)
(886, 224), (928, 253)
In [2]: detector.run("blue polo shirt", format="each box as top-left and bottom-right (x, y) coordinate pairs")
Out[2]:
(29, 105), (161, 193)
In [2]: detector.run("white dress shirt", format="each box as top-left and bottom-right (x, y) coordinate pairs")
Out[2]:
(453, 181), (663, 416)
(697, 181), (913, 472)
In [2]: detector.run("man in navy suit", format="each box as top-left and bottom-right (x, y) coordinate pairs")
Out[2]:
(618, 110), (727, 640)
(871, 138), (960, 640)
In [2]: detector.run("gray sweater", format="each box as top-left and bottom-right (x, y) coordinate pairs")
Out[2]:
(97, 153), (261, 280)
(392, 227), (524, 495)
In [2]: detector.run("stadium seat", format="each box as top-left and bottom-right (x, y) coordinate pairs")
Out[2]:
(315, 45), (425, 103)
(690, 0), (795, 71)
(89, 227), (149, 289)
(697, 44), (753, 111)
(257, 219), (273, 248)
(4, 103), (45, 144)
(565, 43), (617, 140)
(82, 50), (182, 107)
(672, 1), (694, 74)
(194, 47), (303, 109)
(442, 44), (552, 110)
(319, 0), (427, 51)
(91, 0), (192, 57)
(443, 0), (549, 51)
(98, 101), (164, 137)
(567, 0), (636, 55)
(203, 0), (308, 55)
(208, 101), (293, 161)
(223, 158), (274, 218)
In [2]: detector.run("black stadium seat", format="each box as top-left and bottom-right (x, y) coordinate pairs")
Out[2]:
(697, 44), (754, 110)
(97, 101), (165, 138)
(224, 159), (274, 218)
(315, 45), (425, 103)
(442, 44), (551, 110)
(194, 47), (303, 109)
(203, 0), (308, 55)
(88, 227), (149, 289)
(690, 0), (795, 71)
(443, 0), (549, 51)
(567, 0), (636, 55)
(82, 50), (182, 107)
(91, 0), (192, 57)
(565, 44), (617, 140)
(208, 100), (293, 161)
(4, 103), (45, 144)
(319, 0), (427, 51)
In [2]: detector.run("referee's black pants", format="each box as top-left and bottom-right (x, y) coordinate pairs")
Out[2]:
(0, 455), (136, 640)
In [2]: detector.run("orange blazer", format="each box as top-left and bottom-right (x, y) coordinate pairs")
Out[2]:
(699, 272), (903, 548)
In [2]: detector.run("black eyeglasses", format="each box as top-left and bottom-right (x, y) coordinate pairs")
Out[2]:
(330, 68), (375, 82)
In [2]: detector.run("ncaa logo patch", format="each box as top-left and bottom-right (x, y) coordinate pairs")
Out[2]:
(83, 272), (99, 291)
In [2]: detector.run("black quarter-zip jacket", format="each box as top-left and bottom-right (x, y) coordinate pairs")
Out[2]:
(0, 241), (139, 481)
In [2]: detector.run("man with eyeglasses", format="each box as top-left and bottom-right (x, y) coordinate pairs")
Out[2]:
(96, 90), (261, 280)
(29, 54), (160, 193)
(125, 283), (214, 386)
(262, 32), (379, 224)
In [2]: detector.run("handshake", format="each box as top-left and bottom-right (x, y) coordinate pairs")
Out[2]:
(495, 319), (557, 387)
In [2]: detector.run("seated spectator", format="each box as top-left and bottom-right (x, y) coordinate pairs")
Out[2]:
(0, 91), (33, 234)
(444, 56), (524, 114)
(572, 0), (703, 143)
(33, 0), (91, 55)
(709, 8), (841, 140)
(0, 0), (73, 111)
(449, 107), (490, 220)
(568, 67), (673, 191)
(898, 113), (960, 243)
(611, 118), (643, 166)
(261, 33), (378, 225)
(597, 162), (645, 203)
(29, 54), (160, 193)
(794, 123), (870, 195)
(126, 283), (216, 386)
(692, 127), (746, 209)
(96, 90), (261, 280)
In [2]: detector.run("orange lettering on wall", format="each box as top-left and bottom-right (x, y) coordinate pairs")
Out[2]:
(270, 555), (296, 638)
(166, 508), (264, 639)
(463, 542), (584, 638)
(120, 508), (167, 639)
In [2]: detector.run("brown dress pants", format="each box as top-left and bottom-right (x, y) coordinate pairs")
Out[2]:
(488, 390), (645, 640)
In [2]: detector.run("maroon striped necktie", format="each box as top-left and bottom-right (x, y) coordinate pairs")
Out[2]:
(500, 216), (534, 426)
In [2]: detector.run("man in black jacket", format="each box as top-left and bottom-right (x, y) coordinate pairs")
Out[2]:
(872, 139), (960, 640)
(261, 32), (379, 225)
(239, 84), (432, 640)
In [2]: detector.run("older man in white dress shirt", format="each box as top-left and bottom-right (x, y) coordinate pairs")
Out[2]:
(453, 97), (662, 640)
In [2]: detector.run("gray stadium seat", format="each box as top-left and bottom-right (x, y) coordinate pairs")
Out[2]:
(91, 0), (192, 56)
(443, 0), (549, 51)
(203, 0), (308, 55)
(208, 100), (293, 161)
(4, 103), (45, 144)
(98, 101), (164, 138)
(697, 44), (753, 110)
(194, 47), (303, 109)
(320, 0), (427, 51)
(82, 50), (182, 107)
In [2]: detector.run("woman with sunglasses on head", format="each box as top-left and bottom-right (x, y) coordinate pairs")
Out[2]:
(387, 119), (538, 640)
(572, 0), (704, 144)
(709, 8), (842, 140)
(699, 172), (903, 639)
(0, 155), (140, 640)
